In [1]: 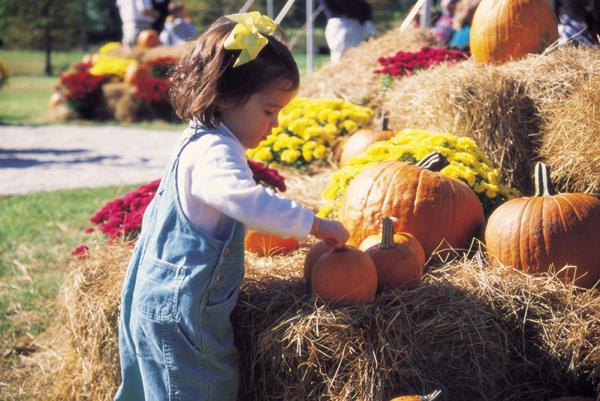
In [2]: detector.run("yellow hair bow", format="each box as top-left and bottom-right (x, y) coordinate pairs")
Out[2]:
(224, 11), (278, 67)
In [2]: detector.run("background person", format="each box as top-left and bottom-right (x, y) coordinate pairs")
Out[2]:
(159, 2), (198, 46)
(321, 0), (378, 63)
(116, 0), (158, 48)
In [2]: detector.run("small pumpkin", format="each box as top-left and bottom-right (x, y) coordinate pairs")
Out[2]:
(137, 29), (160, 48)
(360, 217), (425, 291)
(311, 245), (378, 304)
(470, 0), (558, 64)
(49, 93), (62, 109)
(303, 240), (330, 287)
(485, 162), (600, 288)
(340, 152), (485, 256)
(339, 114), (395, 166)
(123, 63), (151, 85)
(244, 229), (299, 256)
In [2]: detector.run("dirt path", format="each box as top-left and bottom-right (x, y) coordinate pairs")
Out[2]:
(0, 124), (181, 195)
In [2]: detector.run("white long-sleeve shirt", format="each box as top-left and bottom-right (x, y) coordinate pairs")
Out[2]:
(176, 123), (314, 241)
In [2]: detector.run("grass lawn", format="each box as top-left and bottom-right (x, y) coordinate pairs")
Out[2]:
(0, 185), (139, 380)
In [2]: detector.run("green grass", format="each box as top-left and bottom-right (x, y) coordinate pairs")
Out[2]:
(0, 76), (56, 125)
(0, 185), (138, 369)
(0, 49), (92, 77)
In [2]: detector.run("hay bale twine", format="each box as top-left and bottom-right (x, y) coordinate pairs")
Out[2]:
(540, 74), (600, 194)
(299, 28), (438, 107)
(381, 61), (540, 192)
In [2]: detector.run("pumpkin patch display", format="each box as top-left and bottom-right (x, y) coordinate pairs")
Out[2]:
(360, 217), (426, 291)
(303, 240), (330, 287)
(244, 230), (299, 256)
(137, 29), (160, 48)
(339, 115), (395, 166)
(470, 0), (558, 64)
(485, 162), (600, 288)
(340, 152), (485, 256)
(311, 245), (378, 304)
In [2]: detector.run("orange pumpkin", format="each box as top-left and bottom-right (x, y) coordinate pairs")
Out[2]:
(340, 152), (485, 256)
(303, 240), (330, 287)
(137, 29), (160, 48)
(360, 217), (425, 291)
(389, 389), (442, 401)
(49, 93), (62, 109)
(124, 63), (151, 85)
(470, 0), (558, 64)
(339, 115), (395, 166)
(311, 245), (378, 304)
(485, 162), (600, 288)
(244, 229), (299, 256)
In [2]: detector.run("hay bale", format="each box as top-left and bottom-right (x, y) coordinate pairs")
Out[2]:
(299, 28), (438, 107)
(235, 250), (600, 401)
(377, 45), (600, 194)
(381, 61), (540, 192)
(46, 242), (131, 401)
(105, 43), (189, 63)
(33, 239), (600, 401)
(540, 74), (600, 194)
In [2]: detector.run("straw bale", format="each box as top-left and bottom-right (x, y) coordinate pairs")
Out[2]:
(540, 74), (600, 194)
(381, 60), (540, 192)
(105, 43), (189, 63)
(33, 241), (600, 401)
(299, 28), (438, 107)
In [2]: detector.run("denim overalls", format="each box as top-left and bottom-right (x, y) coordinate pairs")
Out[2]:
(114, 124), (245, 401)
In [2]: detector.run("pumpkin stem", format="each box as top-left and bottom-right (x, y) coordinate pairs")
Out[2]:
(381, 216), (396, 249)
(533, 162), (557, 196)
(416, 152), (449, 172)
(380, 112), (389, 131)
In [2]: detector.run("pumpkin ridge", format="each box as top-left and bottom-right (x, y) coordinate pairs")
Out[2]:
(361, 163), (390, 244)
(560, 194), (584, 223)
(517, 197), (533, 271)
(445, 176), (459, 251)
(427, 173), (448, 252)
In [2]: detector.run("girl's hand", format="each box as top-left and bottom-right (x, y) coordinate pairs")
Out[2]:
(310, 217), (349, 249)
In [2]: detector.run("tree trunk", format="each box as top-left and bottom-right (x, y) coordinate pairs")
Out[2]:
(44, 0), (53, 76)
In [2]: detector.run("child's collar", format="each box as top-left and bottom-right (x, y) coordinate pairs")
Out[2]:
(217, 122), (245, 149)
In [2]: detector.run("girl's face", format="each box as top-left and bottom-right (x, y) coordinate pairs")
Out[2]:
(218, 84), (297, 149)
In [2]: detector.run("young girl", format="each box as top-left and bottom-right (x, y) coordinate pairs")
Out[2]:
(114, 12), (349, 401)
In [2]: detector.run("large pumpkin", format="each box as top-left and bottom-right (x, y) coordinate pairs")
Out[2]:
(340, 152), (485, 256)
(470, 0), (558, 64)
(339, 115), (395, 166)
(311, 245), (378, 304)
(485, 162), (600, 288)
(360, 217), (426, 291)
(137, 29), (160, 48)
(244, 229), (299, 256)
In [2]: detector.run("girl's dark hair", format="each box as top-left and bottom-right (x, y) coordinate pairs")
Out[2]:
(170, 17), (300, 127)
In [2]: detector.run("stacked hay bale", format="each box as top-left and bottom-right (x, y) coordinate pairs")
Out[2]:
(299, 28), (438, 107)
(34, 243), (600, 401)
(377, 46), (600, 194)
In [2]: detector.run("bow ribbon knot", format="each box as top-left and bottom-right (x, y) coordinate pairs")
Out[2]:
(224, 11), (278, 67)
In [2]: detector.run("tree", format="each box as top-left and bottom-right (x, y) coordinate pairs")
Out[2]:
(0, 0), (79, 75)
